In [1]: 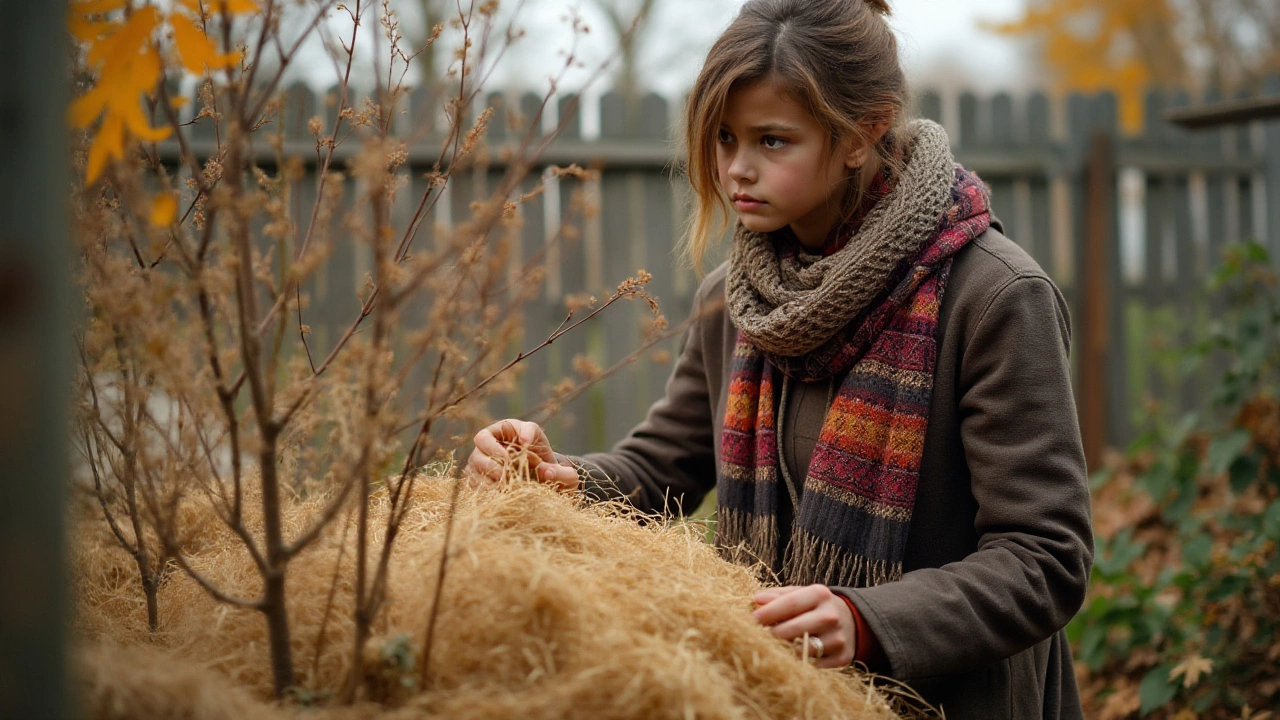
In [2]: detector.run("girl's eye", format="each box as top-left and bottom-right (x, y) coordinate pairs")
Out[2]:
(762, 135), (787, 150)
(717, 129), (734, 144)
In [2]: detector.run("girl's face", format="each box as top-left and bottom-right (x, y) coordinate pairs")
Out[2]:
(715, 79), (862, 250)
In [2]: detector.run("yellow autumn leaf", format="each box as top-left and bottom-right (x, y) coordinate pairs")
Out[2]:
(116, 100), (171, 142)
(218, 0), (261, 13)
(67, 14), (115, 42)
(149, 193), (178, 226)
(170, 95), (190, 110)
(122, 40), (163, 96)
(93, 43), (171, 141)
(71, 0), (126, 14)
(68, 84), (109, 128)
(86, 113), (125, 184)
(171, 12), (239, 72)
(176, 0), (260, 16)
(86, 5), (157, 68)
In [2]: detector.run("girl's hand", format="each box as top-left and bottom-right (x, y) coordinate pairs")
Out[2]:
(752, 584), (856, 668)
(466, 419), (579, 491)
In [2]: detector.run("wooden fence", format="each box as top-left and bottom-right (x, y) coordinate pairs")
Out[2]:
(164, 80), (1280, 461)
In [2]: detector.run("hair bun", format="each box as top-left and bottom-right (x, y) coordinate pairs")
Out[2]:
(864, 0), (891, 15)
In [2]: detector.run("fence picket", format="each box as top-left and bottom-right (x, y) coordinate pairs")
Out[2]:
(157, 84), (1277, 454)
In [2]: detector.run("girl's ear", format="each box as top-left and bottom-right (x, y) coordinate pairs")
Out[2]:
(844, 143), (869, 170)
(843, 121), (891, 169)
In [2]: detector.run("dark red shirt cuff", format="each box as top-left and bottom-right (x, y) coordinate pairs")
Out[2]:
(838, 593), (886, 670)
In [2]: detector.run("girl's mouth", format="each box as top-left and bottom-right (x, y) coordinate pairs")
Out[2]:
(731, 193), (765, 211)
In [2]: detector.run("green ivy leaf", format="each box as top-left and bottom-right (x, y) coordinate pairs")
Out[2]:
(1075, 622), (1108, 669)
(1206, 429), (1251, 477)
(1165, 487), (1196, 524)
(1139, 663), (1178, 715)
(1096, 529), (1146, 577)
(1144, 459), (1175, 502)
(1182, 534), (1212, 570)
(1168, 412), (1199, 448)
(1262, 503), (1280, 540)
(1230, 453), (1261, 494)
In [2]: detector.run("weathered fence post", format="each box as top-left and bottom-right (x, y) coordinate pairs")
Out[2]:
(1265, 76), (1280, 266)
(0, 0), (72, 716)
(1081, 128), (1115, 469)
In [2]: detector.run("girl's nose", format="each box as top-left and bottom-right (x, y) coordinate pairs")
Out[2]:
(728, 152), (756, 184)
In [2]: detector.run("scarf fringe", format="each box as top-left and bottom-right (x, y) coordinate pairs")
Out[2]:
(716, 508), (904, 589)
(714, 507), (779, 579)
(782, 529), (902, 588)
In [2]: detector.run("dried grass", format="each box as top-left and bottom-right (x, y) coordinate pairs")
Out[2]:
(73, 476), (907, 719)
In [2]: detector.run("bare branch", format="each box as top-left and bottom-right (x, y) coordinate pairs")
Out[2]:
(81, 429), (138, 556)
(170, 550), (264, 610)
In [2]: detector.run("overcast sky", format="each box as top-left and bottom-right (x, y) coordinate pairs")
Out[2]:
(284, 0), (1043, 98)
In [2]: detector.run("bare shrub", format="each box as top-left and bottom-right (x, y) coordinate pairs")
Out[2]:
(69, 0), (656, 700)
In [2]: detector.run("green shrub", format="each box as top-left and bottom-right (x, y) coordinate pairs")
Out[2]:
(1071, 242), (1280, 719)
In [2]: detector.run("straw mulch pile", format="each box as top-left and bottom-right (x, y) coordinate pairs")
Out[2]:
(72, 475), (911, 719)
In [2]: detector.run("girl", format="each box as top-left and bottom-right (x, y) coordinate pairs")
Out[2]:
(468, 1), (1093, 717)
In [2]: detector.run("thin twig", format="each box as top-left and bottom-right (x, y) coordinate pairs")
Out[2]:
(418, 473), (463, 686)
(81, 429), (138, 555)
(311, 501), (355, 683)
(528, 316), (693, 425)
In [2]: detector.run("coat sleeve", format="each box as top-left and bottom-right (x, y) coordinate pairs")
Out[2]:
(837, 274), (1094, 681)
(567, 286), (722, 517)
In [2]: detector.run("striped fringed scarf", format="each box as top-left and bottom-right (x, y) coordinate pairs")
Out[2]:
(717, 167), (991, 588)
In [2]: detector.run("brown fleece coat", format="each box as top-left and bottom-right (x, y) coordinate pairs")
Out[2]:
(573, 225), (1094, 720)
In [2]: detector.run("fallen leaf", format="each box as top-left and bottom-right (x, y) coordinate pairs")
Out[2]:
(1170, 654), (1214, 689)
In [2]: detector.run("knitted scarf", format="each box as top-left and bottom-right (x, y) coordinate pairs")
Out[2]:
(717, 120), (991, 588)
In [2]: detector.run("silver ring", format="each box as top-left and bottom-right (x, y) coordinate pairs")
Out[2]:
(795, 635), (825, 659)
(810, 635), (825, 659)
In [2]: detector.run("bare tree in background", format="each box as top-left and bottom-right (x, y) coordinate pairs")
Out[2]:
(996, 0), (1280, 130)
(586, 0), (656, 105)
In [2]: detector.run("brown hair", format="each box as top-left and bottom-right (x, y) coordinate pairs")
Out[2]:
(681, 0), (911, 271)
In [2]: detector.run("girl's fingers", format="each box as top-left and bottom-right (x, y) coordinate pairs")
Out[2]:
(753, 585), (803, 605)
(539, 461), (580, 491)
(808, 632), (851, 670)
(765, 607), (840, 642)
(483, 420), (558, 465)
(464, 448), (504, 485)
(470, 419), (577, 490)
(751, 585), (857, 667)
(473, 427), (512, 460)
(521, 424), (558, 465)
(487, 419), (522, 442)
(752, 584), (823, 627)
